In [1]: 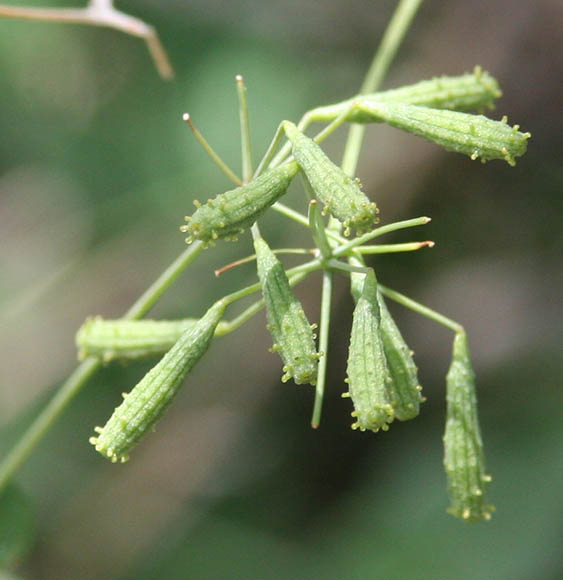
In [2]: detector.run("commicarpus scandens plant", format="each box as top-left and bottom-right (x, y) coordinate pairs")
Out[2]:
(0, 0), (531, 522)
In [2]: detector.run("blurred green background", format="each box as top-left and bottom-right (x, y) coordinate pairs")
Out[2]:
(0, 1), (561, 578)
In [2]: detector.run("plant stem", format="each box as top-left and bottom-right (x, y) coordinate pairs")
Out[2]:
(254, 123), (286, 178)
(214, 248), (314, 277)
(268, 98), (359, 170)
(341, 0), (424, 176)
(378, 284), (463, 333)
(236, 75), (253, 183)
(310, 102), (360, 144)
(311, 270), (333, 428)
(328, 259), (371, 275)
(183, 114), (242, 186)
(307, 201), (332, 258)
(271, 201), (312, 227)
(0, 241), (204, 492)
(361, 0), (424, 95)
(357, 240), (434, 254)
(215, 270), (310, 336)
(266, 1), (424, 176)
(0, 358), (100, 492)
(271, 203), (346, 246)
(332, 216), (430, 257)
(124, 242), (204, 319)
(222, 259), (322, 306)
(0, 0), (428, 490)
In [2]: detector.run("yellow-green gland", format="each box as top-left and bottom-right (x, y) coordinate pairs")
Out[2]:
(181, 162), (299, 246)
(282, 121), (378, 236)
(443, 331), (494, 521)
(254, 236), (319, 386)
(357, 102), (530, 165)
(89, 300), (226, 463)
(345, 271), (394, 432)
(377, 293), (424, 421)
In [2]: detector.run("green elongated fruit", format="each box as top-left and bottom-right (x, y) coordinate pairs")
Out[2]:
(182, 161), (299, 246)
(377, 292), (424, 421)
(76, 317), (230, 362)
(307, 67), (502, 123)
(344, 270), (394, 432)
(355, 101), (530, 165)
(254, 236), (319, 385)
(77, 317), (197, 362)
(282, 121), (378, 236)
(89, 300), (226, 463)
(443, 331), (494, 521)
(347, 258), (423, 422)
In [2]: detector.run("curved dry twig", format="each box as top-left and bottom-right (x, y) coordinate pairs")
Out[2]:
(0, 0), (174, 79)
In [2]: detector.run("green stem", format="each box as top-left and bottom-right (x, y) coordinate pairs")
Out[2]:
(0, 1), (427, 492)
(271, 202), (346, 245)
(269, 98), (360, 171)
(124, 242), (204, 319)
(183, 113), (242, 186)
(327, 259), (370, 275)
(307, 200), (331, 258)
(0, 241), (204, 492)
(272, 201), (309, 227)
(254, 122), (286, 178)
(341, 0), (424, 176)
(222, 259), (322, 306)
(214, 247), (315, 277)
(356, 240), (434, 254)
(311, 270), (333, 428)
(361, 0), (424, 95)
(310, 103), (359, 144)
(348, 252), (461, 333)
(332, 216), (430, 257)
(268, 1), (424, 176)
(269, 91), (334, 169)
(378, 284), (463, 333)
(0, 357), (101, 492)
(216, 270), (310, 336)
(236, 75), (253, 182)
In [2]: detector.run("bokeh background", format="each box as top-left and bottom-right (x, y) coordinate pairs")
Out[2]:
(1, 1), (561, 578)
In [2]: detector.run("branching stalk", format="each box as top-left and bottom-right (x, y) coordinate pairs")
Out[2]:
(378, 284), (463, 333)
(236, 75), (253, 183)
(333, 217), (431, 257)
(0, 0), (517, 525)
(356, 241), (434, 254)
(311, 270), (333, 428)
(341, 0), (424, 176)
(215, 248), (314, 277)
